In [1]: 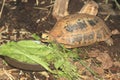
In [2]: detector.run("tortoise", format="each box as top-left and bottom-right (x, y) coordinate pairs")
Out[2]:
(41, 1), (114, 48)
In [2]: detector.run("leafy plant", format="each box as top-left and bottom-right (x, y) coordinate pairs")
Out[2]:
(0, 40), (80, 79)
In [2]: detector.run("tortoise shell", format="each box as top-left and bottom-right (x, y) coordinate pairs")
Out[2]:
(46, 13), (113, 48)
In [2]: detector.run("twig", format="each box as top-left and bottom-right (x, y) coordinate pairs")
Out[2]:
(34, 4), (53, 10)
(114, 0), (120, 9)
(36, 0), (39, 6)
(34, 7), (48, 10)
(104, 14), (110, 21)
(3, 68), (15, 80)
(0, 0), (5, 18)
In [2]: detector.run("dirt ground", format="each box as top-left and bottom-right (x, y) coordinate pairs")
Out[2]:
(0, 0), (120, 80)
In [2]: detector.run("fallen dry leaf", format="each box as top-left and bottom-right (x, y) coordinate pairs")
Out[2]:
(109, 66), (120, 73)
(113, 61), (120, 67)
(90, 65), (104, 75)
(103, 73), (120, 80)
(96, 51), (113, 69)
(88, 49), (100, 57)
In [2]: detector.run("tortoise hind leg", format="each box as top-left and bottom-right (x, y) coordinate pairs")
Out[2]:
(105, 38), (113, 46)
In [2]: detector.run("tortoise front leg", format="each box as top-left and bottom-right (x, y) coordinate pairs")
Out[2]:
(52, 0), (69, 20)
(79, 1), (99, 16)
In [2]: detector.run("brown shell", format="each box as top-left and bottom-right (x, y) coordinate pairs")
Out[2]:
(49, 13), (112, 48)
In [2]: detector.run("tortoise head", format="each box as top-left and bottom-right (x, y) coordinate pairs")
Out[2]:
(41, 33), (53, 42)
(41, 33), (50, 42)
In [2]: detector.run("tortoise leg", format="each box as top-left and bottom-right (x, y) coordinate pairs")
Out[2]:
(52, 0), (69, 20)
(105, 38), (113, 46)
(78, 1), (99, 16)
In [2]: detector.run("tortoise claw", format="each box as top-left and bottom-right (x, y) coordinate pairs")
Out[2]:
(112, 29), (120, 35)
(105, 38), (113, 46)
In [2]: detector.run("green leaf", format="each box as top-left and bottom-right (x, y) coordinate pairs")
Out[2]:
(32, 33), (40, 40)
(54, 59), (64, 69)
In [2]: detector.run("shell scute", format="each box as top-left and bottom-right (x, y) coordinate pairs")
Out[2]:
(77, 20), (87, 30)
(96, 30), (102, 40)
(87, 19), (98, 26)
(71, 34), (83, 44)
(84, 32), (94, 41)
(64, 20), (87, 32)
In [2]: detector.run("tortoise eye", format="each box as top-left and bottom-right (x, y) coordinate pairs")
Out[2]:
(45, 35), (49, 39)
(42, 33), (49, 39)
